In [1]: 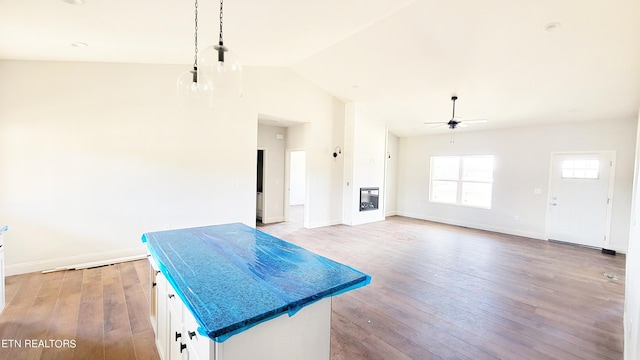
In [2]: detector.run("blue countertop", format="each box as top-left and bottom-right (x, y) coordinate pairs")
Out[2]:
(142, 223), (370, 342)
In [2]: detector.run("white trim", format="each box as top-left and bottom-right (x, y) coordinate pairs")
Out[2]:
(546, 150), (616, 247)
(5, 246), (147, 276)
(306, 219), (342, 229)
(397, 211), (547, 240)
(605, 152), (617, 248)
(261, 216), (285, 224)
(257, 147), (268, 223)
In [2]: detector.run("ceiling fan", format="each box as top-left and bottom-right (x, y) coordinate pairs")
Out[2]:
(424, 95), (487, 129)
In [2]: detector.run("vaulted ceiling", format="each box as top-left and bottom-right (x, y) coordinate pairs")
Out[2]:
(1, 0), (639, 136)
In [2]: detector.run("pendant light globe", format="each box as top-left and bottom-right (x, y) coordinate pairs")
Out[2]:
(198, 43), (242, 98)
(198, 0), (242, 99)
(177, 0), (213, 106)
(176, 66), (213, 106)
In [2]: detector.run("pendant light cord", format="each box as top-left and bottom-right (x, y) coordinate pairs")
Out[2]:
(218, 0), (224, 45)
(193, 0), (199, 70)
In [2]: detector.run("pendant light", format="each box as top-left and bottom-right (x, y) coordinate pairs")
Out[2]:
(177, 0), (211, 103)
(198, 0), (243, 98)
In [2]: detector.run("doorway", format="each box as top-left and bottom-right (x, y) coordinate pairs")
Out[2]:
(256, 149), (265, 223)
(287, 150), (306, 227)
(548, 151), (615, 248)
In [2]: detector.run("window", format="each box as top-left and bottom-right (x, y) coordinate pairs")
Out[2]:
(430, 155), (494, 208)
(561, 159), (599, 179)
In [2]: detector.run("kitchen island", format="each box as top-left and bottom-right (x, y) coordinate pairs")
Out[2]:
(142, 223), (370, 360)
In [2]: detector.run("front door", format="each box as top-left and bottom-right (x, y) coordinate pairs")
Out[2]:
(548, 152), (614, 248)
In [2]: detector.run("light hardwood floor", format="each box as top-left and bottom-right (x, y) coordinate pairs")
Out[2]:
(0, 216), (626, 359)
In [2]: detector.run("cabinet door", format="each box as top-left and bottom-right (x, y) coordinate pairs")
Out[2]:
(156, 273), (169, 360)
(183, 308), (209, 360)
(149, 257), (160, 334)
(169, 305), (188, 360)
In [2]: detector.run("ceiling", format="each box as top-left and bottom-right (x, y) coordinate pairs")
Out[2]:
(1, 0), (639, 137)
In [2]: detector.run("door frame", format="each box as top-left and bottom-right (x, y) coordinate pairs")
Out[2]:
(284, 149), (307, 227)
(545, 150), (616, 249)
(257, 148), (267, 223)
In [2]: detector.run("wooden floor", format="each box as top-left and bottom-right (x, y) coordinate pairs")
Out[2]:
(0, 216), (626, 360)
(0, 258), (158, 360)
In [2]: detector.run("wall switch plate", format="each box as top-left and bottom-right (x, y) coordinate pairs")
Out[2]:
(534, 188), (542, 195)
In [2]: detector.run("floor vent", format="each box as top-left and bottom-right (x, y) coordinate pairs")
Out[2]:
(604, 272), (619, 281)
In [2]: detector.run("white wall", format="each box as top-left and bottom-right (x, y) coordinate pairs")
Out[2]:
(289, 151), (306, 206)
(397, 117), (636, 253)
(0, 60), (256, 274)
(257, 124), (286, 223)
(624, 110), (640, 360)
(0, 61), (345, 274)
(342, 103), (387, 226)
(385, 132), (399, 216)
(286, 124), (307, 151)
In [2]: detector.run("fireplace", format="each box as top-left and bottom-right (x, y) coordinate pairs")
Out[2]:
(360, 188), (379, 211)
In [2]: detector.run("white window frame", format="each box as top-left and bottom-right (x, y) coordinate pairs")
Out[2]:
(429, 155), (494, 209)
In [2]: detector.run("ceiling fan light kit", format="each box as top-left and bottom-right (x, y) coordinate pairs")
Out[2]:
(423, 95), (487, 135)
(422, 95), (488, 143)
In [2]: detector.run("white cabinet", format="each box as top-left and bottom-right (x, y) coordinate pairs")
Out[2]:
(155, 271), (170, 360)
(149, 257), (160, 334)
(150, 257), (189, 360)
(167, 281), (188, 360)
(148, 255), (331, 360)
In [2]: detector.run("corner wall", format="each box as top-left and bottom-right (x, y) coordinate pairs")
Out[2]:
(0, 60), (257, 274)
(245, 67), (346, 229)
(342, 103), (387, 226)
(385, 132), (399, 216)
(257, 124), (286, 223)
(624, 109), (640, 360)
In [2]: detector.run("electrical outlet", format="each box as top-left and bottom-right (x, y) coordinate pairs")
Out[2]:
(514, 215), (520, 221)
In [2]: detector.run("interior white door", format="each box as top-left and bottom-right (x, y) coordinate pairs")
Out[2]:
(548, 152), (613, 248)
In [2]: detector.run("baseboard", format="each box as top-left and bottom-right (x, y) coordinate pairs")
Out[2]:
(307, 219), (342, 229)
(385, 210), (398, 217)
(397, 211), (547, 240)
(604, 245), (627, 255)
(262, 216), (285, 224)
(5, 246), (148, 276)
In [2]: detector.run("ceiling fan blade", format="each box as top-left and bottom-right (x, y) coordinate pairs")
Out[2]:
(423, 121), (447, 125)
(463, 119), (488, 124)
(457, 123), (470, 128)
(429, 123), (448, 129)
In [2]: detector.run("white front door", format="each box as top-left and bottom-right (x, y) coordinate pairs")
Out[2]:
(548, 152), (614, 248)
